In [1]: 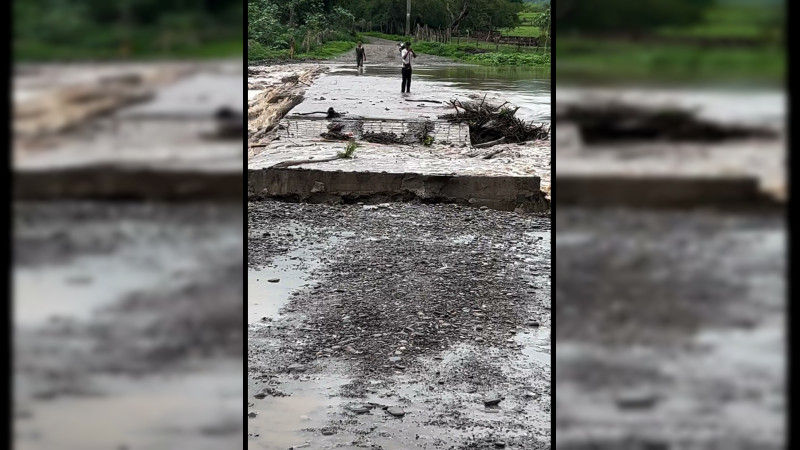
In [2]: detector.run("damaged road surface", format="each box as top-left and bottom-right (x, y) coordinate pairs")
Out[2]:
(248, 44), (551, 210)
(248, 201), (551, 449)
(14, 203), (243, 450)
(555, 208), (785, 449)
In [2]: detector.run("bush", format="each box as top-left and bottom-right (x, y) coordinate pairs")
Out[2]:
(248, 40), (289, 61)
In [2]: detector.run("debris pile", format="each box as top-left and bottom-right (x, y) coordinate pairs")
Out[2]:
(320, 121), (352, 141)
(406, 120), (436, 145)
(556, 101), (777, 143)
(440, 97), (549, 146)
(362, 131), (403, 144)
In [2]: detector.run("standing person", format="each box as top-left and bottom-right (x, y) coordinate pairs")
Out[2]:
(355, 42), (366, 71)
(400, 41), (416, 93)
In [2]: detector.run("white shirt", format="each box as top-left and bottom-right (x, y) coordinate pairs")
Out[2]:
(401, 48), (413, 67)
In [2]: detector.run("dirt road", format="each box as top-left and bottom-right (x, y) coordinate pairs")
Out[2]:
(331, 36), (458, 67)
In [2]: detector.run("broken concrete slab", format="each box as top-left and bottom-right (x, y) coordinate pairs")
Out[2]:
(250, 167), (547, 212)
(555, 139), (784, 209)
(119, 72), (244, 119)
(13, 61), (243, 201)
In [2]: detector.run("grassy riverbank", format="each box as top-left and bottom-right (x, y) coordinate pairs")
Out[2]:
(248, 39), (356, 61)
(359, 32), (549, 67)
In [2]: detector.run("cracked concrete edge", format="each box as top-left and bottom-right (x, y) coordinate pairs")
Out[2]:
(14, 166), (243, 201)
(247, 167), (549, 213)
(554, 174), (783, 210)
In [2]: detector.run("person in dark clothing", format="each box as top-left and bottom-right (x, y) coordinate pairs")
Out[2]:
(355, 42), (366, 71)
(400, 41), (416, 93)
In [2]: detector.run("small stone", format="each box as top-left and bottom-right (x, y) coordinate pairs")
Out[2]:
(287, 363), (307, 373)
(386, 407), (406, 417)
(254, 392), (267, 399)
(616, 390), (659, 410)
(349, 406), (370, 414)
(345, 345), (361, 355)
(389, 356), (402, 362)
(248, 412), (257, 418)
(484, 396), (503, 407)
(495, 441), (506, 448)
(267, 278), (280, 283)
(321, 428), (335, 436)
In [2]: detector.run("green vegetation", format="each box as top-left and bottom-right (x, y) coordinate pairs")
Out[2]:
(556, 38), (783, 82)
(338, 141), (359, 158)
(249, 0), (548, 66)
(413, 41), (548, 66)
(556, 0), (714, 34)
(658, 4), (782, 41)
(556, 1), (784, 83)
(354, 34), (549, 67)
(502, 12), (542, 37)
(14, 0), (243, 61)
(249, 0), (359, 61)
(339, 0), (524, 35)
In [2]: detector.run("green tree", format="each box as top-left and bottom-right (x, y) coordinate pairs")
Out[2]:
(557, 0), (715, 34)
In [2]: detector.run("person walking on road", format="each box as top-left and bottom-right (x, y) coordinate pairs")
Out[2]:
(400, 41), (416, 93)
(356, 42), (366, 72)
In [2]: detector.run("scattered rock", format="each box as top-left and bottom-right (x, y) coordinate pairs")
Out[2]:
(268, 278), (280, 283)
(615, 390), (659, 410)
(484, 396), (503, 407)
(287, 363), (307, 373)
(349, 406), (370, 414)
(386, 407), (406, 417)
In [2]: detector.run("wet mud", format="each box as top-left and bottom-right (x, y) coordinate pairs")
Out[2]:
(13, 202), (243, 450)
(555, 208), (785, 449)
(248, 201), (551, 449)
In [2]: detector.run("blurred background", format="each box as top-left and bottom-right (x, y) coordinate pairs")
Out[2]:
(12, 1), (244, 449)
(554, 0), (786, 448)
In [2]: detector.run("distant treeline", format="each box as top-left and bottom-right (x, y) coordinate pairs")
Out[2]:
(14, 0), (243, 60)
(335, 0), (527, 35)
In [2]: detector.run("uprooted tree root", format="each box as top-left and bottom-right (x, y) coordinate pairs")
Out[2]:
(439, 97), (550, 146)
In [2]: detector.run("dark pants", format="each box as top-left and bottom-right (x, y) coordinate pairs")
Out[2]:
(357, 57), (363, 67)
(401, 65), (412, 92)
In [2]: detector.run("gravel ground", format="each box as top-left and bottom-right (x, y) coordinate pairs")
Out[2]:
(248, 200), (551, 449)
(14, 202), (243, 450)
(555, 207), (785, 449)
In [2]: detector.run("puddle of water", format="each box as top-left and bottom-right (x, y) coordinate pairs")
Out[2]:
(516, 327), (552, 367)
(14, 248), (203, 327)
(248, 248), (320, 322)
(248, 376), (348, 450)
(15, 361), (242, 450)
